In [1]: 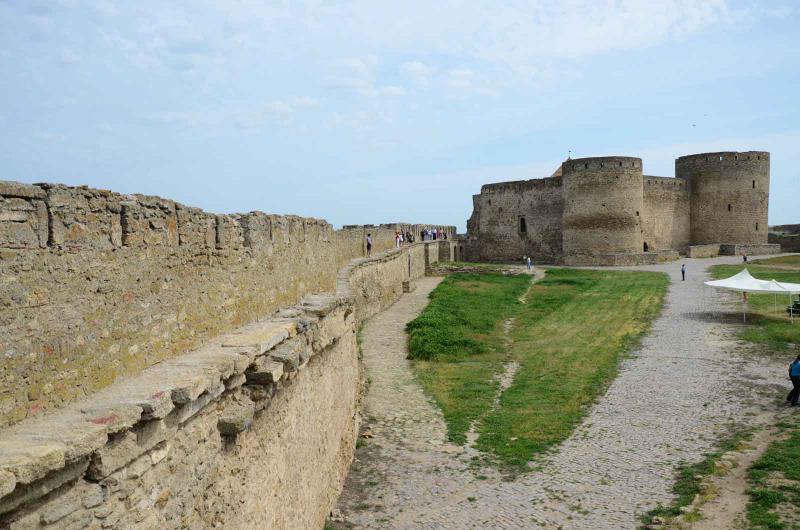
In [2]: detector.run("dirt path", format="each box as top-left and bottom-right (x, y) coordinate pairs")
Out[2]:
(333, 258), (790, 529)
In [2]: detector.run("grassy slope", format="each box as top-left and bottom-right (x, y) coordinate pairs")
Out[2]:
(476, 269), (668, 468)
(709, 259), (800, 350)
(409, 268), (668, 469)
(408, 272), (531, 444)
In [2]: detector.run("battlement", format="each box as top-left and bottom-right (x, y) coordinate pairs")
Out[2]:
(644, 175), (689, 190)
(480, 176), (561, 193)
(676, 151), (769, 165)
(563, 156), (641, 173)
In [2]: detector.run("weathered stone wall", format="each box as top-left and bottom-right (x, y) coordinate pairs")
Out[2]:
(719, 243), (781, 256)
(0, 181), (337, 429)
(0, 291), (359, 530)
(339, 241), (446, 323)
(0, 193), (455, 530)
(335, 224), (455, 270)
(642, 176), (690, 252)
(687, 244), (721, 258)
(677, 151), (770, 245)
(562, 250), (678, 267)
(562, 157), (644, 259)
(464, 177), (563, 263)
(769, 225), (800, 253)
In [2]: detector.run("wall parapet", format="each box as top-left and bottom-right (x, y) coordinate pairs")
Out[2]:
(0, 290), (357, 529)
(0, 236), (455, 529)
(0, 190), (457, 528)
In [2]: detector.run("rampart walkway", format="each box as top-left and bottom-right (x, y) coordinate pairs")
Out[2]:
(334, 257), (787, 529)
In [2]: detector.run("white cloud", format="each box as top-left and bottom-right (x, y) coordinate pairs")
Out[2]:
(149, 96), (321, 130)
(401, 61), (436, 87)
(379, 85), (406, 97)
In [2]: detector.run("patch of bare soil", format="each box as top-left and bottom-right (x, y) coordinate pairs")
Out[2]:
(687, 410), (793, 530)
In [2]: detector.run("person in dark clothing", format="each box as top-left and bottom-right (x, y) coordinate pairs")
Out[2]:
(681, 263), (686, 281)
(787, 355), (800, 406)
(366, 233), (373, 257)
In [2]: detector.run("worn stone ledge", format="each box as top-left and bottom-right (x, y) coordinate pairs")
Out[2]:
(0, 291), (346, 518)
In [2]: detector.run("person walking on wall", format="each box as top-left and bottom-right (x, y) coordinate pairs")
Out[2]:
(681, 263), (686, 281)
(366, 233), (373, 257)
(787, 355), (800, 406)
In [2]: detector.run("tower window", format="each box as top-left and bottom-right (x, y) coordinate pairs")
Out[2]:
(728, 204), (732, 211)
(752, 180), (755, 189)
(619, 162), (622, 167)
(519, 217), (527, 233)
(584, 163), (588, 169)
(636, 211), (640, 216)
(756, 222), (759, 231)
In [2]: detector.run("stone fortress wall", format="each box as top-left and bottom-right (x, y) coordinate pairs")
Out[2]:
(562, 157), (644, 261)
(0, 180), (455, 529)
(464, 150), (779, 264)
(769, 224), (800, 253)
(465, 177), (563, 263)
(676, 151), (770, 245)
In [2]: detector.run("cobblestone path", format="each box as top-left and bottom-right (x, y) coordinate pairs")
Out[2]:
(334, 259), (787, 529)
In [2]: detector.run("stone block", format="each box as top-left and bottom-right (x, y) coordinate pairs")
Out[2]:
(86, 432), (138, 480)
(175, 205), (215, 248)
(86, 418), (170, 481)
(224, 373), (247, 390)
(81, 484), (105, 509)
(241, 211), (272, 249)
(2, 424), (105, 471)
(268, 336), (306, 372)
(169, 382), (225, 425)
(218, 402), (255, 436)
(39, 489), (81, 525)
(0, 196), (44, 249)
(0, 181), (46, 199)
(121, 195), (178, 247)
(43, 185), (121, 250)
(245, 358), (284, 385)
(221, 321), (295, 355)
(0, 459), (88, 516)
(299, 294), (339, 317)
(0, 440), (66, 485)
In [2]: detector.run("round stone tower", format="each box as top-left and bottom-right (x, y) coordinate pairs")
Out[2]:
(676, 151), (769, 245)
(562, 156), (644, 258)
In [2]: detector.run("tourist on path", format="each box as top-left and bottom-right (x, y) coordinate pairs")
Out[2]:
(366, 233), (373, 257)
(681, 264), (686, 281)
(787, 355), (800, 406)
(527, 256), (533, 271)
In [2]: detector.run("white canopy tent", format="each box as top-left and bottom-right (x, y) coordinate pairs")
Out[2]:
(703, 268), (800, 322)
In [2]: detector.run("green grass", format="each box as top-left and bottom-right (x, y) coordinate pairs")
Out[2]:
(410, 268), (668, 469)
(709, 263), (800, 350)
(751, 255), (800, 267)
(408, 272), (531, 444)
(745, 423), (800, 529)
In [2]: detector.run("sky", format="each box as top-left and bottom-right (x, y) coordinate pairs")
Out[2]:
(1, 1), (798, 232)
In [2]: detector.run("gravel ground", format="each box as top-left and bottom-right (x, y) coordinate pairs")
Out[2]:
(333, 257), (791, 529)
